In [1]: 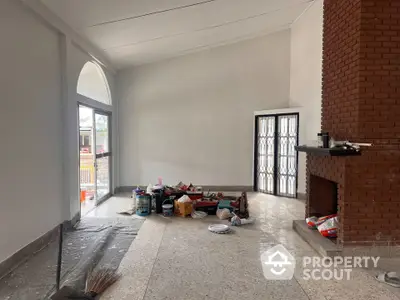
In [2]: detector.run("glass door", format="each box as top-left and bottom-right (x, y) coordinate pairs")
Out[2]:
(254, 113), (299, 198)
(79, 106), (96, 216)
(255, 116), (276, 194)
(94, 112), (111, 204)
(277, 114), (298, 197)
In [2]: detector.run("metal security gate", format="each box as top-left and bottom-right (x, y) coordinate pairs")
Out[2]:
(255, 116), (276, 194)
(254, 113), (299, 198)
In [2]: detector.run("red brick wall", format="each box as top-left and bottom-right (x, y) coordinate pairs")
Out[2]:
(307, 0), (400, 245)
(358, 0), (400, 144)
(322, 0), (362, 140)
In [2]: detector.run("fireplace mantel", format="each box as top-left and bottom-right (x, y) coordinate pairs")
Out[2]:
(295, 146), (361, 156)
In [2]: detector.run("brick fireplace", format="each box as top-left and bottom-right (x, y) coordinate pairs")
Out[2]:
(305, 0), (400, 246)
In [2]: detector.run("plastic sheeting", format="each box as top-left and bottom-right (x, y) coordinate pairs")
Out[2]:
(0, 217), (144, 300)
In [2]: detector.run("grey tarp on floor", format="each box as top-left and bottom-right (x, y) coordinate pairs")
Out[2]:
(0, 217), (144, 300)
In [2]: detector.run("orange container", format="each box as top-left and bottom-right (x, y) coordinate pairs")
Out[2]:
(174, 201), (193, 217)
(80, 190), (86, 203)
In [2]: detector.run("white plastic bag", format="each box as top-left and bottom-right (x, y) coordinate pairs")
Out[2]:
(191, 210), (207, 219)
(231, 215), (256, 226)
(216, 208), (232, 220)
(146, 183), (153, 194)
(317, 216), (338, 238)
(177, 195), (191, 203)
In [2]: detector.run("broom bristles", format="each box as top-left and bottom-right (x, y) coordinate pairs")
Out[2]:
(85, 268), (121, 296)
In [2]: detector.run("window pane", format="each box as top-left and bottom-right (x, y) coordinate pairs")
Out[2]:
(96, 156), (110, 200)
(95, 114), (109, 154)
(77, 62), (112, 105)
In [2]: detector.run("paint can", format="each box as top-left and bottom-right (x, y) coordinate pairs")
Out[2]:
(136, 195), (150, 216)
(162, 199), (173, 217)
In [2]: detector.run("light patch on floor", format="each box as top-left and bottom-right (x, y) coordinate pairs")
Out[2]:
(85, 193), (134, 218)
(80, 199), (96, 216)
(100, 193), (400, 300)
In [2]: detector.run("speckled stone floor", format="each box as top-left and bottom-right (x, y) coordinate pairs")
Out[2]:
(101, 193), (400, 300)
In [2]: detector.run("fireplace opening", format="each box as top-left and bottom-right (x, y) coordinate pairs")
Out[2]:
(308, 175), (338, 218)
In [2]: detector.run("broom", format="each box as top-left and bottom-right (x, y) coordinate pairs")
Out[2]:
(51, 225), (121, 300)
(84, 268), (121, 298)
(52, 268), (121, 299)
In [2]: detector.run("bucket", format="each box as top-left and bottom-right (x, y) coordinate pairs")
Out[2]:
(80, 190), (86, 203)
(162, 199), (173, 217)
(136, 195), (150, 216)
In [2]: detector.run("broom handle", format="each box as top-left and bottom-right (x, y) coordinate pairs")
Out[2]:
(56, 223), (63, 291)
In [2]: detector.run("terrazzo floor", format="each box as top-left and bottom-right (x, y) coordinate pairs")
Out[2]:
(98, 193), (400, 300)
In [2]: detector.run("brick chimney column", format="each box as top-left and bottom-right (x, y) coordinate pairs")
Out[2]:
(314, 0), (400, 245)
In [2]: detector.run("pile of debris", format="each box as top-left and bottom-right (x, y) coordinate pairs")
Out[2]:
(123, 180), (255, 232)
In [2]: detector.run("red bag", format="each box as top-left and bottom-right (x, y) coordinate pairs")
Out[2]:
(306, 214), (337, 229)
(317, 215), (338, 238)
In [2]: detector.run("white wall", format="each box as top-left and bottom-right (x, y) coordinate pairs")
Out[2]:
(290, 0), (323, 194)
(118, 31), (291, 187)
(0, 0), (63, 263)
(0, 0), (117, 264)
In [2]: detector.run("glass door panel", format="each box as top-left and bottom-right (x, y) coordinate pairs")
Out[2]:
(94, 112), (111, 203)
(79, 106), (96, 216)
(95, 114), (109, 154)
(277, 114), (298, 197)
(256, 116), (275, 194)
(95, 156), (110, 200)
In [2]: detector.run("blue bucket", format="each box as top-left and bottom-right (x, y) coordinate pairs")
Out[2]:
(136, 195), (150, 216)
(162, 199), (173, 217)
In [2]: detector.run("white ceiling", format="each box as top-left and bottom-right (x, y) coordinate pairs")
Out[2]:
(41, 0), (312, 69)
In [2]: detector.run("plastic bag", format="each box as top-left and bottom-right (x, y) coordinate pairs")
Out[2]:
(317, 216), (338, 238)
(306, 214), (337, 229)
(230, 215), (256, 226)
(191, 210), (207, 219)
(177, 195), (191, 203)
(216, 208), (232, 220)
(306, 216), (319, 229)
(146, 183), (153, 194)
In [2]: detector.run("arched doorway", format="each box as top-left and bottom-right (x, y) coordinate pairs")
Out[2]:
(77, 62), (112, 216)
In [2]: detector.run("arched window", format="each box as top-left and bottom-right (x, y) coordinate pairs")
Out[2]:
(77, 62), (112, 105)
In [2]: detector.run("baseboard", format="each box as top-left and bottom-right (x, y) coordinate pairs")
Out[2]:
(201, 185), (253, 192)
(117, 186), (145, 193)
(0, 224), (60, 280)
(297, 192), (306, 200)
(117, 185), (253, 193)
(341, 244), (400, 258)
(63, 212), (80, 230)
(0, 211), (81, 280)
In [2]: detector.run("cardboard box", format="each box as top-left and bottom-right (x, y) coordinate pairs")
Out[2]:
(174, 201), (193, 217)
